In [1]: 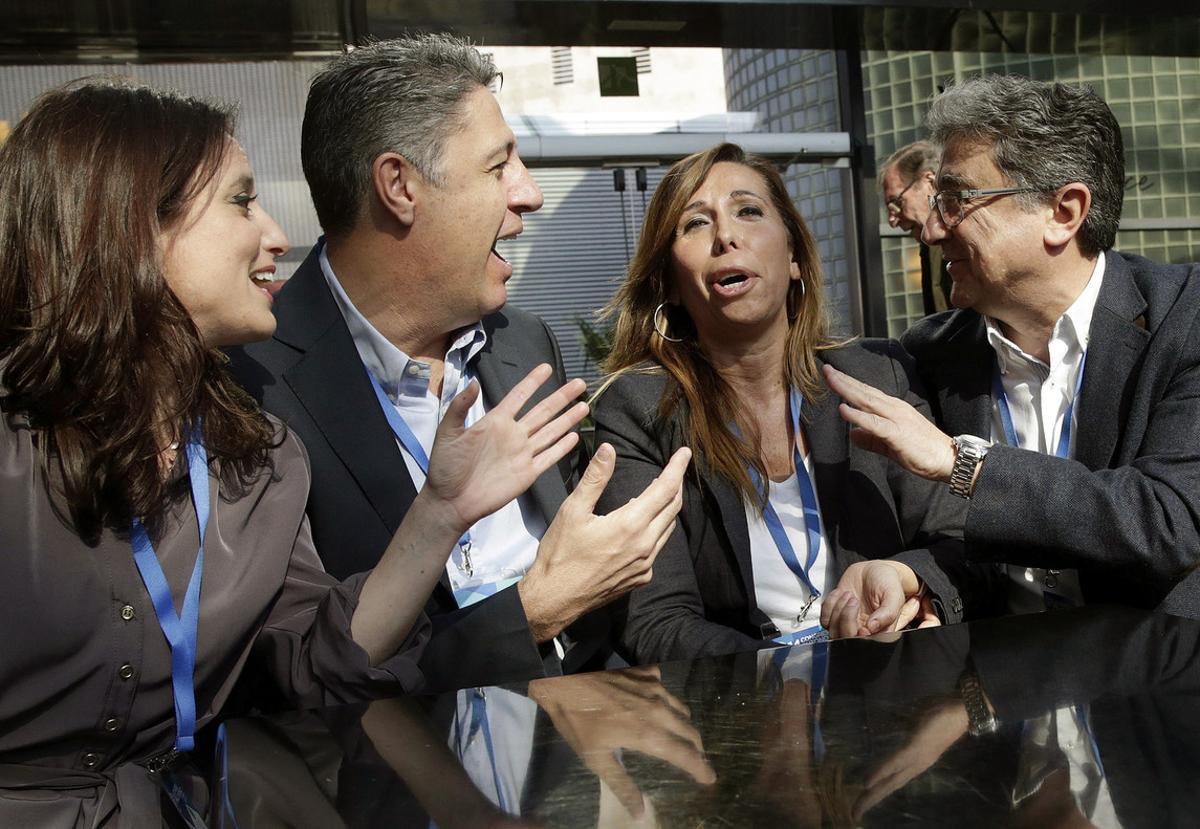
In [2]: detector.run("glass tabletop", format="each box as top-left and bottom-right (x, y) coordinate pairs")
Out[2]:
(209, 604), (1200, 828)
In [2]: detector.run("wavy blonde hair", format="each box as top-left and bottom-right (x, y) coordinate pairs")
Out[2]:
(602, 143), (835, 504)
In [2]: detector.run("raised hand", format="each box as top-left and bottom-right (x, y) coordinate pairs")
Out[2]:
(822, 364), (957, 483)
(425, 363), (588, 531)
(821, 560), (938, 638)
(852, 699), (969, 821)
(518, 443), (691, 642)
(527, 665), (715, 818)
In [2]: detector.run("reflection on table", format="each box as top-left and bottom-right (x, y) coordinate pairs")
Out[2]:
(210, 605), (1200, 828)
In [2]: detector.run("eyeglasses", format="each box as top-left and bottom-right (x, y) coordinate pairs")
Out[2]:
(928, 187), (1039, 228)
(885, 177), (920, 216)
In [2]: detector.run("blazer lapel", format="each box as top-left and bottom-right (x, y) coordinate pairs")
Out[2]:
(804, 370), (848, 561)
(705, 464), (757, 609)
(275, 249), (420, 536)
(933, 314), (993, 437)
(1074, 254), (1149, 470)
(474, 317), (569, 522)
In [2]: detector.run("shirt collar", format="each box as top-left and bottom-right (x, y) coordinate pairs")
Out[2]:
(985, 251), (1105, 374)
(318, 241), (488, 399)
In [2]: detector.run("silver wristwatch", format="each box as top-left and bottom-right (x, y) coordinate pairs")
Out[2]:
(949, 434), (990, 499)
(958, 670), (998, 736)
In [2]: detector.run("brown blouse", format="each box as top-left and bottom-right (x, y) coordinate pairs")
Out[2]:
(0, 408), (430, 825)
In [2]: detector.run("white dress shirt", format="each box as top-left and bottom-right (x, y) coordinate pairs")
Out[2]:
(318, 245), (548, 606)
(450, 686), (538, 815)
(985, 251), (1105, 614)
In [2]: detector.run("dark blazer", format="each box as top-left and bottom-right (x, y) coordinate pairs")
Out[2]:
(227, 246), (585, 691)
(902, 250), (1200, 617)
(591, 339), (975, 665)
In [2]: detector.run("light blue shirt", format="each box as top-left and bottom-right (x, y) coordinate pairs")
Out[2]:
(318, 243), (548, 602)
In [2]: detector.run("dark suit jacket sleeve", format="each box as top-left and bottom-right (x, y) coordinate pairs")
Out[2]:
(593, 372), (763, 664)
(877, 342), (1006, 623)
(964, 310), (1200, 595)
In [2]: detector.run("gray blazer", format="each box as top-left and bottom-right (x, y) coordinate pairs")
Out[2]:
(592, 339), (971, 665)
(902, 250), (1200, 616)
(228, 246), (588, 690)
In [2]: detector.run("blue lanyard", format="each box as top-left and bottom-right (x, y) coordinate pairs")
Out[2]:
(747, 387), (824, 600)
(454, 690), (509, 813)
(993, 354), (1086, 459)
(365, 368), (472, 557)
(130, 428), (208, 754)
(770, 639), (828, 761)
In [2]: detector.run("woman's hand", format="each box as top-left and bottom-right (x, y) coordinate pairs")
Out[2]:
(425, 364), (588, 531)
(822, 560), (939, 638)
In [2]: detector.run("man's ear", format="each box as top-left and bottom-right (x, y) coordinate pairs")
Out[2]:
(372, 152), (419, 227)
(1045, 182), (1091, 249)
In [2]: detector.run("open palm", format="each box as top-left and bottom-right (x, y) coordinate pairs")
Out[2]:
(425, 364), (588, 529)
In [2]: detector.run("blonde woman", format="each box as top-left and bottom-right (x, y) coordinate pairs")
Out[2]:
(595, 143), (968, 664)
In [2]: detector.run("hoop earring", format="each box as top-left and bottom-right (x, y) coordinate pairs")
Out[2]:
(787, 279), (807, 321)
(653, 303), (684, 343)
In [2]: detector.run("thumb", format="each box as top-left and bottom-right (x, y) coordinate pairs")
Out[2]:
(566, 442), (616, 515)
(865, 581), (906, 634)
(439, 379), (480, 435)
(890, 596), (921, 632)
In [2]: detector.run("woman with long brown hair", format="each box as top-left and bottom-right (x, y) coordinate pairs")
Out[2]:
(595, 143), (966, 663)
(0, 80), (590, 824)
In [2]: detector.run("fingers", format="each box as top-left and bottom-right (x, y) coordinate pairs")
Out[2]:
(565, 443), (616, 514)
(644, 485), (684, 547)
(824, 589), (861, 639)
(838, 401), (892, 439)
(519, 377), (588, 434)
(864, 583), (906, 635)
(591, 754), (645, 818)
(890, 596), (921, 632)
(855, 764), (908, 819)
(637, 727), (717, 786)
(627, 447), (692, 518)
(526, 431), (582, 480)
(528, 400), (589, 456)
(442, 380), (481, 432)
(491, 363), (554, 417)
(916, 597), (943, 629)
(822, 364), (894, 415)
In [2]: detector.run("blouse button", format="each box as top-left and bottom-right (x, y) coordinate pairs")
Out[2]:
(104, 718), (121, 733)
(81, 752), (100, 769)
(120, 605), (135, 621)
(118, 663), (135, 680)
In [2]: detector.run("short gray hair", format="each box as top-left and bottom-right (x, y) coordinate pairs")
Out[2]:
(925, 75), (1124, 257)
(301, 34), (499, 237)
(881, 140), (939, 187)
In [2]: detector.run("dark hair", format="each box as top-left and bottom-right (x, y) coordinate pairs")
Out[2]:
(302, 33), (500, 238)
(926, 75), (1124, 256)
(0, 80), (276, 544)
(603, 142), (833, 505)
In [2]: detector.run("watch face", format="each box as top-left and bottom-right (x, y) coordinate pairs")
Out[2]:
(957, 435), (990, 451)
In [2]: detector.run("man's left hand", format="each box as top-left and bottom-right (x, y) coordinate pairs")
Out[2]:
(821, 364), (957, 483)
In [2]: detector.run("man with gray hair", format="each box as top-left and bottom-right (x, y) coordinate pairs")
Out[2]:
(230, 34), (688, 690)
(880, 140), (951, 314)
(819, 74), (1200, 633)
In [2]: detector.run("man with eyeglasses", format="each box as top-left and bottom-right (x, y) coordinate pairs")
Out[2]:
(818, 74), (1200, 634)
(880, 140), (951, 314)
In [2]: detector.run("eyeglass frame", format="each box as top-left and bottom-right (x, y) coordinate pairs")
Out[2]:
(884, 176), (922, 216)
(928, 187), (1040, 228)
